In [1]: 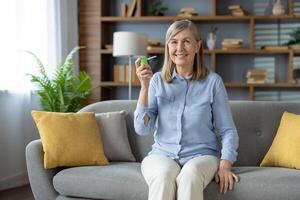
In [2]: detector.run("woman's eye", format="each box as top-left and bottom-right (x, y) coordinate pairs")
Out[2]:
(184, 40), (191, 44)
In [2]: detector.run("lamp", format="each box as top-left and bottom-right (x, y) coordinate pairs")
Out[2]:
(113, 32), (147, 99)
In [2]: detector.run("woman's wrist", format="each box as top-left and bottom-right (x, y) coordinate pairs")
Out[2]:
(140, 85), (149, 91)
(219, 159), (232, 170)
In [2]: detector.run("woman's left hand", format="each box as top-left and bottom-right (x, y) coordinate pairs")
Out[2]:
(214, 160), (239, 194)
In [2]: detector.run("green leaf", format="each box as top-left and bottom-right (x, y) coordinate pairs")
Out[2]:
(27, 46), (91, 112)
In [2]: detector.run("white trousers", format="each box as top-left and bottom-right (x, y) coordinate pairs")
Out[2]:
(141, 154), (219, 200)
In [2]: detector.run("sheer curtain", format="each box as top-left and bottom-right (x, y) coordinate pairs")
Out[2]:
(0, 0), (78, 190)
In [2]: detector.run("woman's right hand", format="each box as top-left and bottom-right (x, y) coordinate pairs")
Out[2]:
(135, 57), (153, 88)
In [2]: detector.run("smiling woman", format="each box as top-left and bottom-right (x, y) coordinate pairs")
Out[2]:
(0, 0), (79, 191)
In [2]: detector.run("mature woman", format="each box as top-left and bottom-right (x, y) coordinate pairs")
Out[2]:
(134, 19), (239, 200)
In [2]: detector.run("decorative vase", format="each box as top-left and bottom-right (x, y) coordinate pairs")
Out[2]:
(272, 0), (285, 15)
(206, 32), (216, 50)
(293, 68), (300, 83)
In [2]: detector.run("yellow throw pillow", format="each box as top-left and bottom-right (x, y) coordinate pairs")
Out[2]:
(260, 111), (300, 169)
(31, 111), (109, 169)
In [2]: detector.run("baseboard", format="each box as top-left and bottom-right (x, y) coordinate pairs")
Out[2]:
(0, 171), (29, 191)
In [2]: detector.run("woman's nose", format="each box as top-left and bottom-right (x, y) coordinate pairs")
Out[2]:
(176, 41), (184, 50)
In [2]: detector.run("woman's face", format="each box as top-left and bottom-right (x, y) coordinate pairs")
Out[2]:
(168, 29), (200, 68)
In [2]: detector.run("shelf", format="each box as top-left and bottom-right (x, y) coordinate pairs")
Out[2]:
(101, 48), (300, 55)
(79, 0), (300, 102)
(100, 81), (300, 89)
(100, 15), (300, 23)
(100, 16), (251, 22)
(253, 15), (300, 20)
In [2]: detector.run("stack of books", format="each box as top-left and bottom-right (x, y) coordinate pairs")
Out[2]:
(114, 64), (139, 84)
(246, 69), (267, 84)
(121, 0), (141, 17)
(228, 4), (246, 16)
(177, 7), (198, 17)
(221, 39), (243, 50)
(147, 39), (164, 52)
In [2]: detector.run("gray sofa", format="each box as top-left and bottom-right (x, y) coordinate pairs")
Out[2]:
(26, 100), (300, 200)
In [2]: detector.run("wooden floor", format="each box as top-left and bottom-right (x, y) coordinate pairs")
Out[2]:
(0, 184), (34, 200)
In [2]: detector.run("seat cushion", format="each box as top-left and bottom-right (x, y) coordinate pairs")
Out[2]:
(204, 166), (300, 200)
(54, 164), (300, 200)
(53, 162), (148, 200)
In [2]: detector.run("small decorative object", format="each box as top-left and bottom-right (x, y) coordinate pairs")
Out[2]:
(221, 38), (243, 50)
(293, 68), (300, 83)
(272, 0), (285, 15)
(177, 7), (198, 17)
(148, 0), (167, 16)
(27, 46), (93, 112)
(228, 4), (246, 16)
(287, 27), (300, 49)
(206, 26), (218, 50)
(246, 69), (267, 84)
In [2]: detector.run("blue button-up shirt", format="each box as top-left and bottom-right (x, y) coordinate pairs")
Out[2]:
(134, 70), (239, 165)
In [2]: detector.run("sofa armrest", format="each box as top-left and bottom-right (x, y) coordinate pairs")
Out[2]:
(25, 139), (60, 200)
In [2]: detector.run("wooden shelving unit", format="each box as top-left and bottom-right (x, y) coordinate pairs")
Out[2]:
(79, 0), (300, 102)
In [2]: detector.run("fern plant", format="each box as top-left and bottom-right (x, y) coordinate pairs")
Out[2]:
(148, 1), (167, 16)
(287, 27), (300, 45)
(27, 46), (92, 112)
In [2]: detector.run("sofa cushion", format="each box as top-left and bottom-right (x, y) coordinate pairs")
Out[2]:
(54, 165), (300, 200)
(53, 162), (148, 200)
(204, 166), (300, 200)
(95, 111), (136, 161)
(260, 112), (300, 169)
(31, 111), (108, 169)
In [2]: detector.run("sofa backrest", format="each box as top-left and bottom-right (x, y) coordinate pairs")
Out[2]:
(79, 100), (300, 166)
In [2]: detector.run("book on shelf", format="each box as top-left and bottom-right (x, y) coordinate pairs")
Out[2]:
(147, 46), (165, 52)
(228, 4), (246, 16)
(228, 4), (241, 10)
(104, 44), (113, 50)
(247, 79), (267, 84)
(148, 39), (161, 46)
(127, 0), (137, 17)
(221, 38), (243, 49)
(121, 1), (127, 17)
(261, 45), (289, 50)
(114, 64), (126, 83)
(246, 69), (267, 84)
(114, 64), (139, 84)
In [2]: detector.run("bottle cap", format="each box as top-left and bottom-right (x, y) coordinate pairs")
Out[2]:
(140, 57), (148, 65)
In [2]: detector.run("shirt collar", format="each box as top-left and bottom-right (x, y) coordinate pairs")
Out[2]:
(172, 68), (193, 81)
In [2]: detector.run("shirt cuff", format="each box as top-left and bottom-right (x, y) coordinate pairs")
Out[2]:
(220, 154), (236, 165)
(136, 103), (150, 114)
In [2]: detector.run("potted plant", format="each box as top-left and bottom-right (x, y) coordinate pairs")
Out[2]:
(148, 1), (168, 16)
(27, 46), (92, 112)
(287, 27), (300, 50)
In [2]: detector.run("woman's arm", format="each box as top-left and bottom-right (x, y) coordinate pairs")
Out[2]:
(134, 58), (158, 135)
(211, 75), (239, 193)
